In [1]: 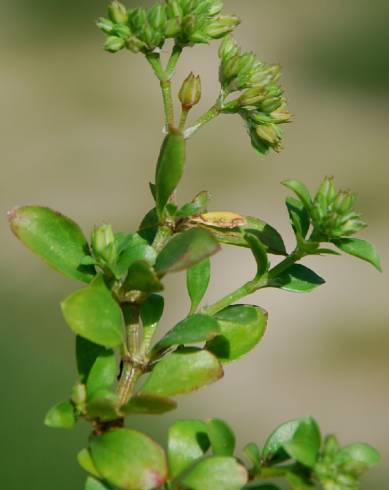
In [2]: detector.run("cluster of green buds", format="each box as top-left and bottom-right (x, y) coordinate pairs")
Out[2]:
(314, 435), (380, 490)
(97, 0), (240, 53)
(218, 35), (292, 154)
(310, 177), (366, 241)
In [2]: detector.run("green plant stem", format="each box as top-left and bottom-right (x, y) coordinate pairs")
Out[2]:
(179, 106), (190, 131)
(152, 224), (173, 253)
(117, 305), (143, 406)
(184, 101), (221, 139)
(166, 44), (183, 79)
(204, 250), (303, 316)
(160, 80), (175, 131)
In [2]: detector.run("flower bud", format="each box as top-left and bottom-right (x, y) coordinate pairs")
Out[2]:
(208, 0), (224, 16)
(256, 124), (280, 145)
(91, 224), (117, 265)
(96, 17), (115, 35)
(219, 35), (240, 61)
(239, 86), (266, 107)
(108, 1), (129, 25)
(104, 35), (125, 53)
(206, 15), (240, 39)
(179, 73), (202, 109)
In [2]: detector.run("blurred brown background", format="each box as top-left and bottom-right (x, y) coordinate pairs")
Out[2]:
(1, 1), (388, 488)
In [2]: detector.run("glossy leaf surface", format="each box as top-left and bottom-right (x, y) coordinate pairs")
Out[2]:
(182, 456), (248, 490)
(44, 401), (76, 429)
(155, 133), (186, 213)
(207, 418), (236, 456)
(90, 428), (167, 490)
(141, 347), (223, 397)
(123, 261), (163, 293)
(168, 419), (210, 478)
(270, 264), (325, 293)
(155, 228), (220, 275)
(9, 206), (95, 282)
(332, 238), (382, 271)
(122, 395), (177, 415)
(187, 258), (211, 313)
(62, 275), (124, 348)
(86, 348), (117, 397)
(206, 305), (267, 363)
(154, 314), (220, 352)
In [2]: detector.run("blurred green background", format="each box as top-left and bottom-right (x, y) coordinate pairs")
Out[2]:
(1, 0), (388, 488)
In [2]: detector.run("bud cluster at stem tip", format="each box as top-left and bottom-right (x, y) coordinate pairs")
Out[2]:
(311, 177), (366, 241)
(218, 35), (292, 154)
(97, 0), (240, 53)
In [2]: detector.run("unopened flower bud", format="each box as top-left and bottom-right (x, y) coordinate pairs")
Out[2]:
(108, 1), (129, 25)
(219, 35), (240, 61)
(179, 73), (202, 109)
(104, 35), (125, 53)
(208, 0), (224, 16)
(206, 15), (240, 39)
(256, 124), (280, 145)
(239, 86), (266, 107)
(92, 224), (117, 265)
(96, 17), (115, 34)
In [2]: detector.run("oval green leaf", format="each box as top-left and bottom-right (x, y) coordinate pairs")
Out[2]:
(121, 395), (177, 415)
(90, 428), (168, 490)
(187, 258), (211, 314)
(263, 417), (321, 468)
(270, 264), (325, 293)
(78, 449), (101, 478)
(85, 477), (110, 490)
(44, 401), (76, 430)
(155, 228), (220, 276)
(155, 133), (186, 213)
(207, 418), (236, 456)
(61, 275), (124, 348)
(206, 305), (267, 363)
(168, 419), (210, 478)
(140, 347), (223, 397)
(282, 180), (313, 211)
(153, 314), (220, 353)
(86, 349), (117, 398)
(87, 389), (120, 422)
(332, 238), (382, 272)
(182, 456), (248, 490)
(123, 261), (163, 293)
(339, 443), (380, 469)
(9, 206), (95, 283)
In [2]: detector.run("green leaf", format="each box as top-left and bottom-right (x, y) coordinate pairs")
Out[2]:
(78, 449), (101, 478)
(187, 258), (211, 314)
(206, 305), (267, 363)
(283, 418), (321, 467)
(286, 472), (314, 490)
(332, 238), (382, 272)
(140, 294), (164, 350)
(155, 228), (220, 276)
(338, 443), (380, 469)
(155, 133), (186, 213)
(140, 347), (223, 397)
(286, 197), (310, 239)
(282, 180), (313, 210)
(116, 234), (157, 277)
(9, 206), (95, 283)
(168, 419), (210, 479)
(207, 418), (236, 456)
(44, 401), (76, 429)
(210, 217), (286, 256)
(182, 456), (248, 490)
(270, 264), (325, 293)
(76, 336), (108, 384)
(243, 442), (261, 471)
(245, 232), (269, 276)
(86, 349), (117, 398)
(138, 208), (159, 244)
(61, 275), (124, 348)
(123, 261), (163, 293)
(87, 389), (120, 422)
(90, 428), (167, 490)
(244, 485), (281, 490)
(85, 477), (109, 490)
(153, 314), (220, 353)
(263, 417), (321, 468)
(121, 395), (177, 415)
(177, 191), (210, 217)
